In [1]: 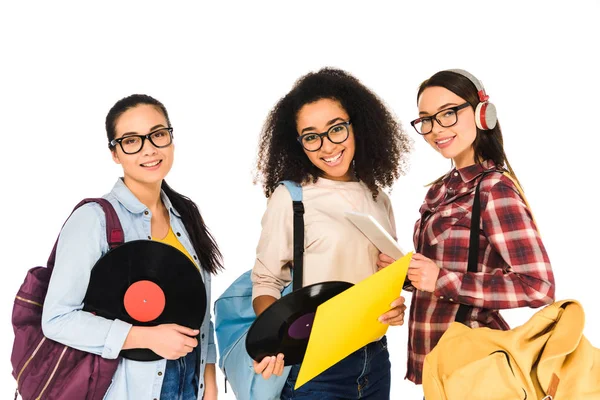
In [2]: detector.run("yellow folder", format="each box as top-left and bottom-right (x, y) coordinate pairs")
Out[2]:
(295, 252), (412, 389)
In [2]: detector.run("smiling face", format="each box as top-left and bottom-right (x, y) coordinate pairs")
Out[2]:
(111, 104), (174, 187)
(296, 98), (356, 181)
(417, 86), (477, 169)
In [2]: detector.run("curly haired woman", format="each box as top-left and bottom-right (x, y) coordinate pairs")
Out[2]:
(250, 67), (413, 400)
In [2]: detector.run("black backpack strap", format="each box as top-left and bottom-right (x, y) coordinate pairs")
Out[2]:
(47, 198), (124, 270)
(279, 181), (305, 292)
(291, 200), (305, 292)
(454, 172), (494, 325)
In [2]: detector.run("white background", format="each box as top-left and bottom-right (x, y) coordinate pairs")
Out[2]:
(1, 1), (599, 398)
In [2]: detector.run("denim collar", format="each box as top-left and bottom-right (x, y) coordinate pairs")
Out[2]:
(110, 178), (181, 218)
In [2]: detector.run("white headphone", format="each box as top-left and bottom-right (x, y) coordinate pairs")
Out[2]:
(445, 69), (497, 130)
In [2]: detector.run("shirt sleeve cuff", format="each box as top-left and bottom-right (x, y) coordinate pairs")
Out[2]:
(206, 343), (217, 364)
(252, 285), (283, 302)
(433, 268), (463, 300)
(101, 318), (132, 359)
(403, 280), (415, 292)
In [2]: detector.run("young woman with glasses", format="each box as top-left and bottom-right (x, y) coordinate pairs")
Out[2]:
(41, 94), (222, 399)
(250, 67), (413, 399)
(378, 69), (556, 388)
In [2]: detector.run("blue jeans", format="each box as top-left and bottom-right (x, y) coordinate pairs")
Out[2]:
(160, 350), (198, 400)
(281, 336), (391, 399)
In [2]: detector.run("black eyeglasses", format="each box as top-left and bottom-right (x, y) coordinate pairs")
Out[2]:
(110, 127), (174, 154)
(410, 103), (470, 135)
(296, 121), (351, 152)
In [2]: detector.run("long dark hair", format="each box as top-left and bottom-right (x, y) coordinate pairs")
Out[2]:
(255, 67), (412, 199)
(106, 94), (223, 274)
(417, 71), (520, 185)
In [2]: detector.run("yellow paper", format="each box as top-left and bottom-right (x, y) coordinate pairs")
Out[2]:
(295, 252), (412, 389)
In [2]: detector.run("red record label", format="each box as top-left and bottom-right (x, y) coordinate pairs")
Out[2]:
(123, 280), (166, 322)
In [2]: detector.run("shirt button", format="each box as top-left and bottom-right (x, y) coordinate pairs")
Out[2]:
(147, 236), (152, 240)
(193, 255), (197, 260)
(449, 298), (454, 302)
(158, 371), (162, 376)
(202, 333), (205, 339)
(200, 383), (204, 389)
(201, 359), (204, 364)
(176, 232), (181, 237)
(453, 172), (458, 177)
(144, 210), (149, 215)
(440, 296), (444, 300)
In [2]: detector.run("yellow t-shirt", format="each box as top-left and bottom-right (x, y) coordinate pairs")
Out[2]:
(153, 228), (196, 266)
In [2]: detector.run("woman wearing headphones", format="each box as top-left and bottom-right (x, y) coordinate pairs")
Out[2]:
(378, 69), (556, 386)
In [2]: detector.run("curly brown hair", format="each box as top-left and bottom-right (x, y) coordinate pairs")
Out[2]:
(255, 67), (412, 199)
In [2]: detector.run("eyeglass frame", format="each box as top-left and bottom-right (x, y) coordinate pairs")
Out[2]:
(410, 102), (470, 135)
(109, 127), (174, 154)
(296, 121), (352, 152)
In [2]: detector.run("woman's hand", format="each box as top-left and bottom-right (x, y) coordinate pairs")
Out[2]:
(253, 353), (285, 379)
(377, 253), (395, 271)
(378, 296), (406, 326)
(408, 253), (441, 292)
(123, 324), (199, 360)
(376, 253), (407, 325)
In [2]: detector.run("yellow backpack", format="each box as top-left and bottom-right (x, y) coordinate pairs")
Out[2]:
(423, 300), (600, 400)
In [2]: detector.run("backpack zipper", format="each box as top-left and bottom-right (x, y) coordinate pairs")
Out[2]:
(15, 293), (45, 390)
(16, 337), (46, 385)
(490, 350), (528, 399)
(15, 295), (42, 307)
(35, 345), (68, 399)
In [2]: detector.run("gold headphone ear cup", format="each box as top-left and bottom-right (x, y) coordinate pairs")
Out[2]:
(475, 102), (497, 130)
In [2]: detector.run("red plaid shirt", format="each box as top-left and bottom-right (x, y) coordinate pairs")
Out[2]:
(406, 161), (555, 384)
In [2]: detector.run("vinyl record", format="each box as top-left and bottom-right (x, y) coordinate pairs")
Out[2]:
(246, 281), (353, 366)
(83, 240), (206, 361)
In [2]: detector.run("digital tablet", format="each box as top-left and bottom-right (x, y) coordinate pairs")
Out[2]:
(344, 211), (405, 259)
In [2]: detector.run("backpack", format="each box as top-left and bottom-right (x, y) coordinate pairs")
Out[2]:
(423, 299), (600, 400)
(214, 181), (304, 400)
(11, 198), (123, 400)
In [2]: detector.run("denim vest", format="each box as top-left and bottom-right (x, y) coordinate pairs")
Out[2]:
(41, 178), (215, 399)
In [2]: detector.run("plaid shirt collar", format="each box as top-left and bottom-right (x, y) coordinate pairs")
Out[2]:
(443, 159), (498, 185)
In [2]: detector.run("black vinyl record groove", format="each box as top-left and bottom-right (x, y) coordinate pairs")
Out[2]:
(83, 240), (206, 361)
(246, 281), (352, 366)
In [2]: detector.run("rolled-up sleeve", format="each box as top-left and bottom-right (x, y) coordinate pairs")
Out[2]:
(206, 319), (217, 364)
(251, 186), (294, 301)
(41, 204), (132, 358)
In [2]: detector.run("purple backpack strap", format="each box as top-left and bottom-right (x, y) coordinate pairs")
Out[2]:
(46, 198), (124, 270)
